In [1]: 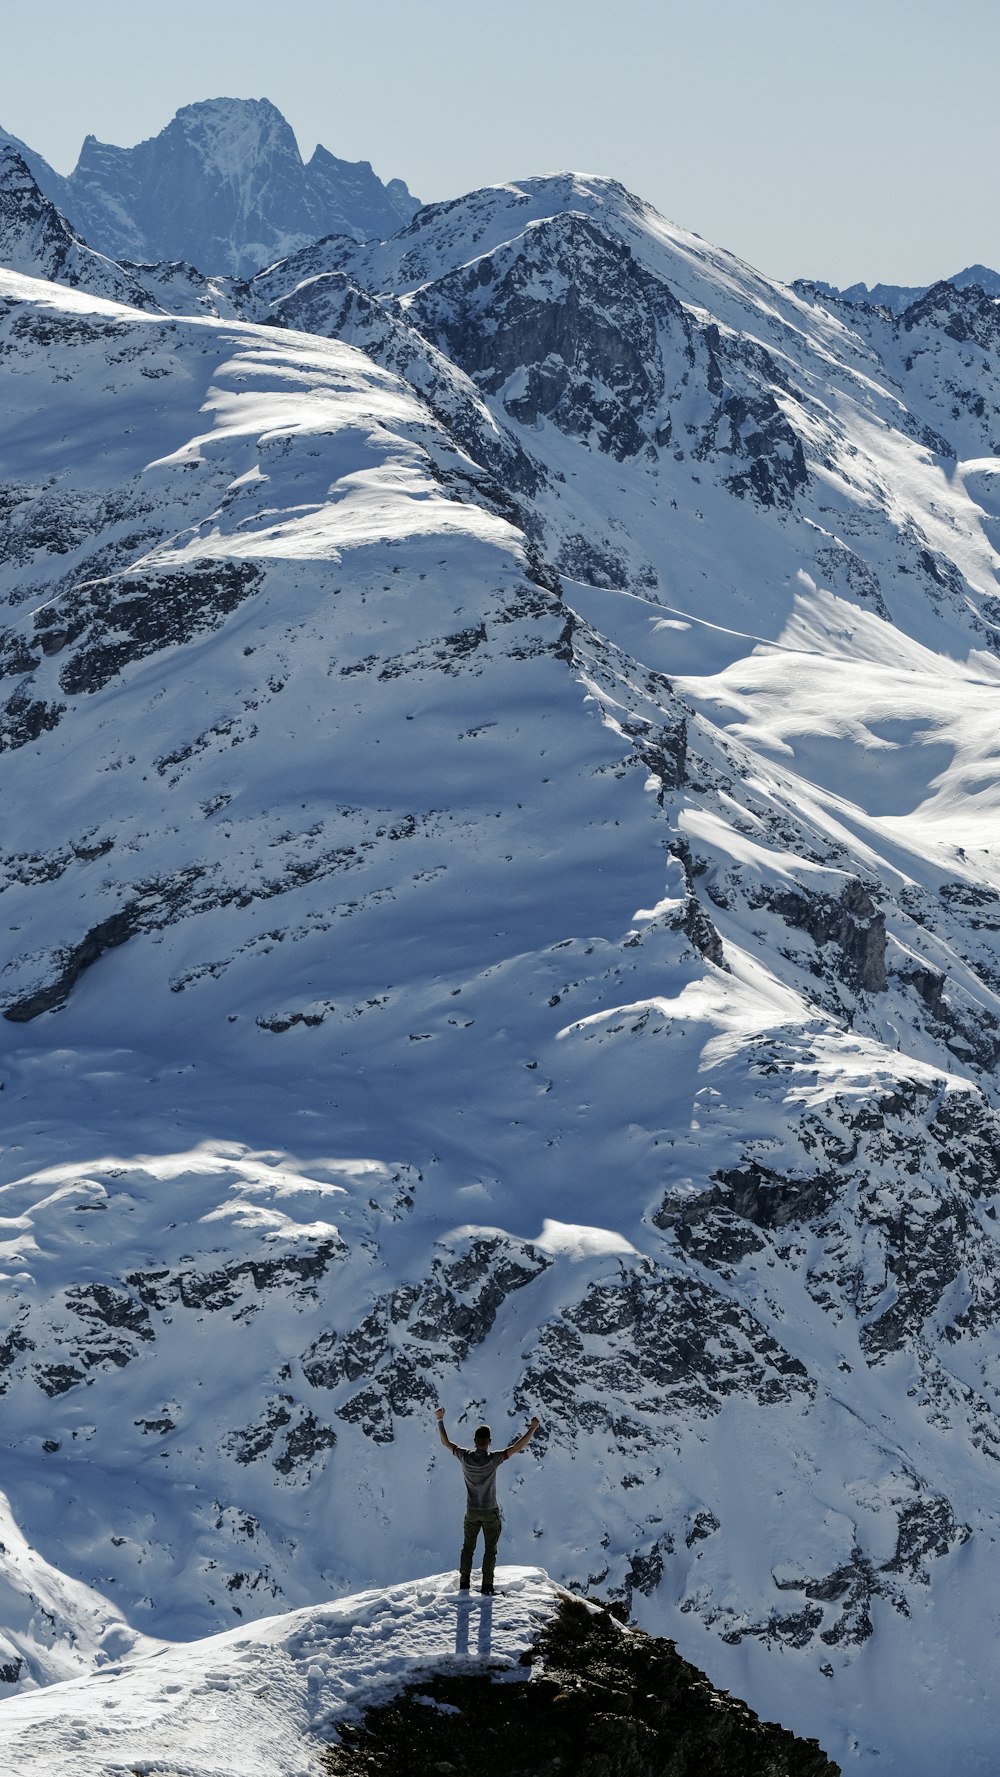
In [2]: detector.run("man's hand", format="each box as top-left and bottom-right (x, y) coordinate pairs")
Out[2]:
(435, 1407), (445, 1421)
(529, 1416), (540, 1432)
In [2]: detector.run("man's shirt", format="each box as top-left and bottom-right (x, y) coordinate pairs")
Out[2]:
(454, 1446), (507, 1511)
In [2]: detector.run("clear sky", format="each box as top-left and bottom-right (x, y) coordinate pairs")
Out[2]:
(1, 0), (996, 288)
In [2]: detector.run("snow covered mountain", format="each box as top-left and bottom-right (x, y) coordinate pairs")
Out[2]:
(4, 154), (1000, 1773)
(1, 98), (420, 275)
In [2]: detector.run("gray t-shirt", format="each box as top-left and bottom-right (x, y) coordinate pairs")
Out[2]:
(455, 1446), (507, 1511)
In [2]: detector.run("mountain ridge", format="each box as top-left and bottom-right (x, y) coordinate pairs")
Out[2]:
(803, 261), (1000, 314)
(0, 1572), (840, 1776)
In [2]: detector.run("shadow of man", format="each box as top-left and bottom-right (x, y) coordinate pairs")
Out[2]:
(477, 1596), (493, 1659)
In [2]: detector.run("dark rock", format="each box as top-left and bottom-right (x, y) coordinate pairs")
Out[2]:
(685, 1512), (720, 1547)
(34, 1362), (86, 1397)
(126, 1240), (344, 1314)
(322, 1595), (839, 1776)
(668, 841), (727, 968)
(522, 1260), (812, 1430)
(0, 1322), (34, 1394)
(273, 1409), (337, 1475)
(301, 1237), (550, 1442)
(65, 1283), (154, 1340)
(0, 686), (65, 753)
(45, 559), (265, 697)
(0, 627), (40, 679)
(3, 906), (138, 1021)
(766, 878), (887, 993)
(709, 1162), (841, 1231)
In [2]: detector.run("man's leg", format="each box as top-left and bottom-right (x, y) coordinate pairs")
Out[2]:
(480, 1510), (502, 1593)
(459, 1511), (481, 1589)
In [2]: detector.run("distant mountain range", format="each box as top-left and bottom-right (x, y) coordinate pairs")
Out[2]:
(804, 263), (1000, 313)
(0, 96), (420, 275)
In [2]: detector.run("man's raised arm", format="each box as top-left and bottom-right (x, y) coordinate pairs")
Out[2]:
(504, 1415), (540, 1457)
(435, 1405), (459, 1454)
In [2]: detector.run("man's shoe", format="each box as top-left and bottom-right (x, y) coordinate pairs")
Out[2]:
(459, 1580), (470, 1591)
(480, 1584), (494, 1595)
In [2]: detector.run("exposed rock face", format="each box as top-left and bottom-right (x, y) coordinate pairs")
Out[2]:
(323, 1595), (840, 1777)
(36, 558), (265, 697)
(763, 879), (888, 994)
(397, 209), (808, 500)
(2, 906), (138, 1021)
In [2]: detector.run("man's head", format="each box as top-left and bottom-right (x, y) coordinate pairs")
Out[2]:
(473, 1424), (491, 1449)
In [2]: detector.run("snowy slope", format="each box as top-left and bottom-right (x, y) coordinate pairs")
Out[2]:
(0, 1570), (555, 1775)
(4, 168), (1000, 1774)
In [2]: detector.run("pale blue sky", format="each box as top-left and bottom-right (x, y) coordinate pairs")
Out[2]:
(2, 0), (996, 287)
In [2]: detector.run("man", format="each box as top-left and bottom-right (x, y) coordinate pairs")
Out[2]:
(435, 1406), (540, 1594)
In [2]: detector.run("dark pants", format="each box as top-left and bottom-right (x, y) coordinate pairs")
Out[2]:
(460, 1507), (501, 1587)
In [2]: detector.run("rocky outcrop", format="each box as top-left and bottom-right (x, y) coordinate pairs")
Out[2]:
(36, 558), (265, 697)
(323, 1594), (840, 1777)
(2, 906), (138, 1020)
(760, 878), (888, 993)
(303, 1235), (549, 1443)
(520, 1259), (812, 1433)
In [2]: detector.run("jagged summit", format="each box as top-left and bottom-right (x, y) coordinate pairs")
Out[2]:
(0, 125), (71, 213)
(1, 97), (420, 275)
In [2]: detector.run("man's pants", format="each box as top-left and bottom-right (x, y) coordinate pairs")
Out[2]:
(460, 1507), (502, 1588)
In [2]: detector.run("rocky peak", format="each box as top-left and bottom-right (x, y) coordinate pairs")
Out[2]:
(164, 95), (298, 177)
(4, 98), (420, 276)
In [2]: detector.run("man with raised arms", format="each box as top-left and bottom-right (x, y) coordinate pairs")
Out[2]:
(435, 1406), (540, 1594)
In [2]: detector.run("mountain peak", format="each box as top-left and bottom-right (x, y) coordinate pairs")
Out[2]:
(168, 95), (302, 175)
(6, 98), (420, 275)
